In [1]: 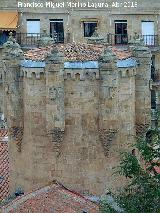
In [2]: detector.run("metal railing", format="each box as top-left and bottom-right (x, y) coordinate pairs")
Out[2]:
(16, 33), (41, 47)
(107, 34), (130, 45)
(151, 65), (156, 81)
(51, 32), (64, 43)
(142, 35), (159, 46)
(107, 33), (159, 47)
(151, 109), (157, 121)
(0, 32), (159, 47)
(15, 32), (64, 47)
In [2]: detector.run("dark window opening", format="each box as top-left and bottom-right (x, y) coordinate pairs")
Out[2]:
(146, 129), (158, 144)
(115, 20), (128, 44)
(132, 149), (136, 156)
(83, 22), (97, 37)
(0, 30), (16, 45)
(50, 19), (64, 43)
(151, 90), (156, 110)
(146, 130), (152, 144)
(151, 55), (156, 80)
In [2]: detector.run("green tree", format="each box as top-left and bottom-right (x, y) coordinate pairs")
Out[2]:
(100, 128), (160, 213)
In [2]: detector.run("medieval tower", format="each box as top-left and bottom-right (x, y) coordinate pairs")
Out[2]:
(1, 34), (152, 196)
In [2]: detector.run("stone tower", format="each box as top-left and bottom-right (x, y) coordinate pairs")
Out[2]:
(2, 37), (152, 195)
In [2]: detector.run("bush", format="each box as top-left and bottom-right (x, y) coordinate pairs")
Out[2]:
(100, 127), (160, 213)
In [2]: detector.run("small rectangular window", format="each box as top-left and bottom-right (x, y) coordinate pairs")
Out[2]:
(27, 19), (40, 36)
(50, 19), (64, 43)
(142, 21), (155, 45)
(115, 20), (128, 44)
(83, 22), (97, 37)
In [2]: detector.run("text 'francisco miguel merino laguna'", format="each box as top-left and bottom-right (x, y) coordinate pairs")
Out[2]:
(17, 1), (110, 8)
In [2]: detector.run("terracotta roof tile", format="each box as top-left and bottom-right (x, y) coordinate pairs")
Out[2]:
(111, 47), (132, 60)
(1, 181), (99, 213)
(24, 43), (132, 62)
(0, 131), (9, 201)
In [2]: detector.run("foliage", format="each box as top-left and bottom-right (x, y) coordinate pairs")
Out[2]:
(100, 127), (160, 213)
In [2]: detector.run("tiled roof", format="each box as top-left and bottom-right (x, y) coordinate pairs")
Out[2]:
(24, 43), (132, 62)
(0, 130), (9, 201)
(59, 43), (104, 62)
(24, 46), (53, 62)
(1, 181), (99, 213)
(111, 47), (133, 60)
(24, 43), (104, 62)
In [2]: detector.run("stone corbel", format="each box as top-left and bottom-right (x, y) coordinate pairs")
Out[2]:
(48, 87), (58, 101)
(47, 127), (65, 157)
(10, 126), (24, 152)
(99, 128), (118, 156)
(109, 86), (117, 99)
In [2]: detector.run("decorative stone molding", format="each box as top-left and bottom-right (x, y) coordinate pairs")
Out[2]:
(128, 32), (145, 47)
(99, 47), (117, 64)
(46, 47), (64, 64)
(129, 35), (152, 55)
(48, 86), (64, 101)
(87, 29), (105, 45)
(99, 128), (118, 156)
(108, 86), (117, 99)
(3, 32), (24, 60)
(135, 123), (149, 138)
(119, 68), (136, 78)
(64, 69), (100, 80)
(149, 79), (160, 90)
(47, 128), (65, 156)
(22, 67), (45, 79)
(48, 87), (58, 101)
(38, 29), (55, 47)
(10, 126), (24, 152)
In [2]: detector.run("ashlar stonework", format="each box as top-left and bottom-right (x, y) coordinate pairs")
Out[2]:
(2, 36), (152, 196)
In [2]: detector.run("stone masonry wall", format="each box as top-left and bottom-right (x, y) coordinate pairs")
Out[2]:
(118, 67), (136, 150)
(2, 40), (152, 195)
(6, 51), (139, 196)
